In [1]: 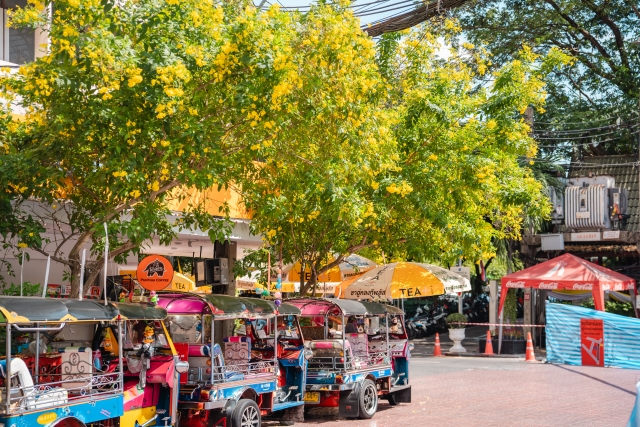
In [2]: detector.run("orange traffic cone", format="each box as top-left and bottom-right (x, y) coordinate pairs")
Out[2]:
(484, 330), (494, 355)
(525, 332), (536, 362)
(433, 333), (443, 357)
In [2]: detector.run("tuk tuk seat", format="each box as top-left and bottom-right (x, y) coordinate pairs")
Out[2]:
(58, 347), (93, 391)
(0, 358), (69, 411)
(223, 337), (251, 367)
(307, 340), (367, 370)
(345, 333), (369, 358)
(186, 343), (245, 383)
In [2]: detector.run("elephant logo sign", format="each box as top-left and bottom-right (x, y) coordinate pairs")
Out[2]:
(143, 259), (166, 277)
(136, 255), (174, 291)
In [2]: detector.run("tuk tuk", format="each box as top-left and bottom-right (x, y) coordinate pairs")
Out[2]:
(156, 292), (307, 427)
(286, 298), (412, 419)
(0, 296), (186, 427)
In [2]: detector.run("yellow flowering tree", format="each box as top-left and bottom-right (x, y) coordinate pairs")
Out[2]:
(240, 19), (568, 295)
(0, 0), (357, 296)
(235, 3), (398, 294)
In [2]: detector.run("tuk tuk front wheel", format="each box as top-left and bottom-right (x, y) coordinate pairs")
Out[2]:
(358, 379), (378, 419)
(232, 398), (261, 427)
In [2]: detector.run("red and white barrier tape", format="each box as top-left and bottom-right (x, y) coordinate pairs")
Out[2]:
(451, 322), (546, 328)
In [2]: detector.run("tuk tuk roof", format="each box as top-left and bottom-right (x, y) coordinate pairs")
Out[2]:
(157, 292), (300, 319)
(116, 303), (168, 320)
(361, 301), (405, 316)
(0, 297), (168, 324)
(286, 298), (404, 316)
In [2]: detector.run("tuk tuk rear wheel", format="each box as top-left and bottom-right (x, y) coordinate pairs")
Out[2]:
(232, 399), (261, 427)
(358, 379), (378, 419)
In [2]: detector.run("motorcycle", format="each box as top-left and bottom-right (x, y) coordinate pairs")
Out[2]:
(405, 318), (418, 340)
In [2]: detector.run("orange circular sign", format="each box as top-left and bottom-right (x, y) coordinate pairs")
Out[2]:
(136, 255), (174, 291)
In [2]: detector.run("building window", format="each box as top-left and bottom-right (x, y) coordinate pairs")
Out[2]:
(1, 0), (35, 64)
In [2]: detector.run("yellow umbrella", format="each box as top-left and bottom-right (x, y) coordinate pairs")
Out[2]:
(339, 262), (471, 301)
(236, 271), (296, 292)
(286, 254), (377, 283)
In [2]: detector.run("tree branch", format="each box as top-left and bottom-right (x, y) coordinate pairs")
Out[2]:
(625, 0), (640, 20)
(542, 0), (619, 74)
(581, 0), (630, 72)
(29, 246), (73, 267)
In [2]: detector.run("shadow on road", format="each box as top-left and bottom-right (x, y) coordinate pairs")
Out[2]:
(551, 363), (636, 396)
(298, 403), (396, 424)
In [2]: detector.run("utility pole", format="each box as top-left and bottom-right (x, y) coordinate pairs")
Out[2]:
(524, 106), (534, 343)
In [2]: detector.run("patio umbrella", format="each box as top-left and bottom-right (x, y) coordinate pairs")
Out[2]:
(235, 271), (296, 293)
(286, 254), (377, 283)
(338, 262), (471, 301)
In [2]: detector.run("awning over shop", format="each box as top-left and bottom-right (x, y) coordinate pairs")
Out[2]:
(286, 254), (377, 283)
(499, 253), (636, 315)
(236, 270), (297, 293)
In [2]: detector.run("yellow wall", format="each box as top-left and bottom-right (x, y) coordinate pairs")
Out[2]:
(166, 185), (251, 220)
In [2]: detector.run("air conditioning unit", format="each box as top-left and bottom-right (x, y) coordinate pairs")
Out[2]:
(564, 175), (628, 230)
(548, 186), (565, 225)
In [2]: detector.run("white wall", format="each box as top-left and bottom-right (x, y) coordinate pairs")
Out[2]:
(2, 233), (137, 291)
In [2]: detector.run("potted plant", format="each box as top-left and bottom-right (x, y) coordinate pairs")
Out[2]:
(446, 313), (468, 353)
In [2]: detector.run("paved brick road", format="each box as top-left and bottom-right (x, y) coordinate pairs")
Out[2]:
(293, 358), (639, 427)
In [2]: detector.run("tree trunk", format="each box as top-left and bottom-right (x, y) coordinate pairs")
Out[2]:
(71, 240), (139, 299)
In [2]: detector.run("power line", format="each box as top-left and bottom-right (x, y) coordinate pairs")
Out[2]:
(353, 0), (392, 13)
(260, 0), (396, 10)
(536, 129), (640, 148)
(364, 0), (472, 37)
(534, 124), (639, 141)
(354, 1), (422, 17)
(534, 121), (638, 134)
(531, 158), (640, 167)
(535, 114), (640, 126)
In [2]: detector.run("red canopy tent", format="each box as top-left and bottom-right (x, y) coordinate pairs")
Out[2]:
(498, 253), (636, 315)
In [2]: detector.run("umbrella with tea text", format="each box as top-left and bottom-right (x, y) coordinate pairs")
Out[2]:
(338, 262), (471, 301)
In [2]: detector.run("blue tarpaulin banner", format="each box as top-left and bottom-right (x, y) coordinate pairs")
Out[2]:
(546, 302), (640, 370)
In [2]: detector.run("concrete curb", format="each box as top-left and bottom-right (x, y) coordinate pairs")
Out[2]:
(443, 352), (545, 361)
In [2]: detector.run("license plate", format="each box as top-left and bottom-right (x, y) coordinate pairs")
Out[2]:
(304, 392), (320, 404)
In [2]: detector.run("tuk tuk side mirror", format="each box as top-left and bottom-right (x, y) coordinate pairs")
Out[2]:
(175, 360), (189, 374)
(408, 343), (415, 352)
